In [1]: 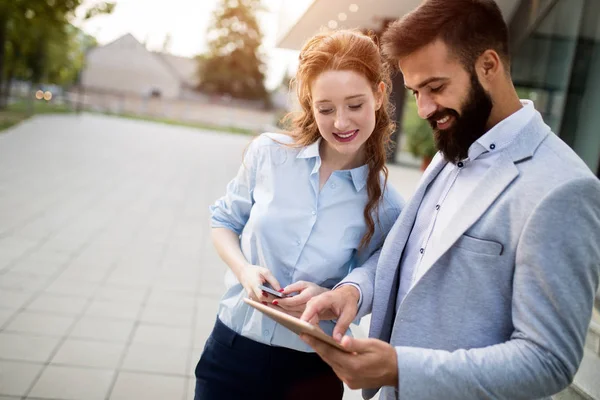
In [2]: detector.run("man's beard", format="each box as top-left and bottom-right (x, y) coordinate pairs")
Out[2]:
(428, 73), (493, 164)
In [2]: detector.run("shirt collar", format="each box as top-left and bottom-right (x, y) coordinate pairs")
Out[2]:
(329, 165), (368, 192)
(296, 137), (369, 192)
(349, 165), (369, 192)
(468, 99), (536, 161)
(296, 138), (321, 159)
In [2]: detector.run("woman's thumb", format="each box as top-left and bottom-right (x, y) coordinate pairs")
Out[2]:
(282, 281), (307, 294)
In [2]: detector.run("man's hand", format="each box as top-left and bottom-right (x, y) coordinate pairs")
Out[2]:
(300, 334), (398, 390)
(300, 285), (360, 342)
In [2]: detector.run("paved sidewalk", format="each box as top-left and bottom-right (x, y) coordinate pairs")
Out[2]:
(0, 114), (421, 400)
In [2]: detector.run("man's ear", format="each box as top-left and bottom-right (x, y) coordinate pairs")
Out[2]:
(477, 50), (501, 80)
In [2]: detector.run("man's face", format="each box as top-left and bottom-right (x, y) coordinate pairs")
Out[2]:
(399, 39), (493, 163)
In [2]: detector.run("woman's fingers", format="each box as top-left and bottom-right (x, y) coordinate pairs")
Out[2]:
(281, 280), (308, 295)
(276, 291), (310, 308)
(260, 269), (281, 291)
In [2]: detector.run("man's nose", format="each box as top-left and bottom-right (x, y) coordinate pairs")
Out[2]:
(417, 95), (437, 120)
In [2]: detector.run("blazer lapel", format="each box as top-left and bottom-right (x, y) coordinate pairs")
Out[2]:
(423, 152), (519, 271)
(370, 154), (447, 339)
(405, 112), (551, 291)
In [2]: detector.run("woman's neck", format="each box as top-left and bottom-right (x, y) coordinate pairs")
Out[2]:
(319, 141), (365, 171)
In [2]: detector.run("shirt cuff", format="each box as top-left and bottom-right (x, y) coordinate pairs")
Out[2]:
(335, 282), (363, 310)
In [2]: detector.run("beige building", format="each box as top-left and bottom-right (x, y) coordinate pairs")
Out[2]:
(81, 33), (197, 99)
(75, 34), (278, 132)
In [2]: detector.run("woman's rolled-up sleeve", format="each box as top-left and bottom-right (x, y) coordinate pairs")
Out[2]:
(209, 139), (261, 235)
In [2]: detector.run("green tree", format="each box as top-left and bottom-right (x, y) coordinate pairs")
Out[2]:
(0, 0), (113, 108)
(402, 90), (437, 160)
(197, 0), (269, 105)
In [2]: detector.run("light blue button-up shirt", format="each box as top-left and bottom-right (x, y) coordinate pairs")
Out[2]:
(211, 132), (403, 352)
(396, 100), (536, 310)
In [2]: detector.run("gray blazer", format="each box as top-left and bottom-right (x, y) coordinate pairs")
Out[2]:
(342, 111), (600, 399)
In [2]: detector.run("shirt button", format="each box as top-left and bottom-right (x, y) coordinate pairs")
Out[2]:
(263, 329), (270, 336)
(435, 204), (440, 210)
(330, 183), (336, 189)
(419, 248), (424, 254)
(311, 211), (316, 215)
(457, 162), (464, 168)
(296, 240), (301, 246)
(490, 143), (496, 150)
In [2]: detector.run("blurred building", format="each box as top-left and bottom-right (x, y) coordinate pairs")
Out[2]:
(74, 34), (278, 132)
(81, 34), (198, 99)
(277, 1), (600, 399)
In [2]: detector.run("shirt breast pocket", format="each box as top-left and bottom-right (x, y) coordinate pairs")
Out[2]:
(454, 234), (503, 256)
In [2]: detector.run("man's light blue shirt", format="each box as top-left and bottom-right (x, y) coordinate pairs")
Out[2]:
(210, 132), (403, 352)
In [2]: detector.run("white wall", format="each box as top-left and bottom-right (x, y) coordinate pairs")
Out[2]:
(82, 35), (181, 99)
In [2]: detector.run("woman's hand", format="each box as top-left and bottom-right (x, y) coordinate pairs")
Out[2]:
(273, 281), (329, 316)
(238, 265), (281, 303)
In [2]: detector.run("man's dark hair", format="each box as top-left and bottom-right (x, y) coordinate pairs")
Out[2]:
(381, 0), (510, 73)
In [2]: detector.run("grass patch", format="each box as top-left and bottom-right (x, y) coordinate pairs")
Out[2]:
(0, 111), (27, 131)
(7, 100), (72, 114)
(0, 100), (73, 132)
(100, 111), (257, 136)
(1, 99), (258, 136)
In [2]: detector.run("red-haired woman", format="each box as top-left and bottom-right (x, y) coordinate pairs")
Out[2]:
(194, 30), (404, 400)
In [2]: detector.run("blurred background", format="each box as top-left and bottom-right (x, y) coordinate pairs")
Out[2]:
(0, 0), (598, 399)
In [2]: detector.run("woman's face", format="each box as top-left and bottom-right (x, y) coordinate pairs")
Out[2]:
(311, 69), (383, 163)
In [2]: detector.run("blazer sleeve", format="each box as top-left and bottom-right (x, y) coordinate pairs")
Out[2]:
(335, 248), (381, 319)
(334, 186), (404, 319)
(394, 176), (600, 400)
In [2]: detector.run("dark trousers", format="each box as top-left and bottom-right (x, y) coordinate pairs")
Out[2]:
(194, 318), (344, 400)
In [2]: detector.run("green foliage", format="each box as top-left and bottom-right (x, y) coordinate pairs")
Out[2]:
(197, 0), (269, 103)
(0, 0), (112, 107)
(83, 2), (115, 19)
(402, 90), (437, 158)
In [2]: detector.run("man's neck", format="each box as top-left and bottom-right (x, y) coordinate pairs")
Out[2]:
(485, 89), (523, 131)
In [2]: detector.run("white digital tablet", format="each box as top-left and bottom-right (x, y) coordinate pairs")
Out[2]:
(243, 298), (351, 353)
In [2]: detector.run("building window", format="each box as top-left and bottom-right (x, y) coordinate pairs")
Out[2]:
(511, 0), (600, 177)
(150, 88), (162, 98)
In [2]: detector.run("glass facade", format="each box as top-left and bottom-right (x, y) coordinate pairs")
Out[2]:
(510, 0), (600, 335)
(510, 0), (600, 177)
